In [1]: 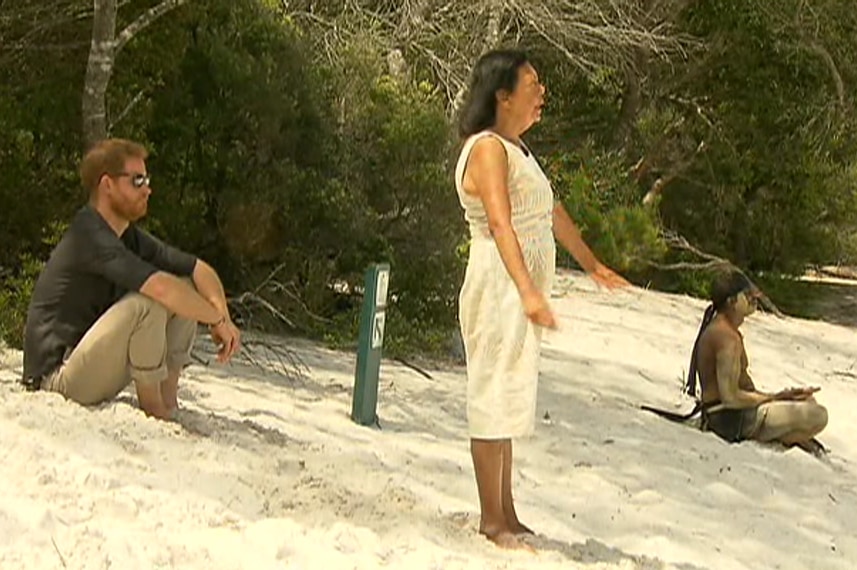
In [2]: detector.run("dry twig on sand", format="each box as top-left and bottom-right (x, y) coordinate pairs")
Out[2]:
(189, 266), (316, 381)
(191, 332), (309, 381)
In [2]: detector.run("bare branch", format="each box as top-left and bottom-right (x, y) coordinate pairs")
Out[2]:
(642, 139), (705, 205)
(115, 0), (189, 54)
(268, 281), (334, 324)
(287, 0), (692, 115)
(230, 291), (298, 329)
(643, 259), (727, 271)
(662, 232), (728, 263)
(0, 1), (91, 68)
(658, 232), (786, 317)
(108, 88), (146, 132)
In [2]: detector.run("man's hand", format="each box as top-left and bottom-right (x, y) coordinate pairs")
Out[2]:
(589, 263), (631, 290)
(792, 386), (821, 400)
(210, 318), (241, 363)
(773, 386), (820, 401)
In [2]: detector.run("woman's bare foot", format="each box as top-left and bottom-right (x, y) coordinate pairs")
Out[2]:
(508, 520), (535, 535)
(483, 530), (535, 552)
(480, 523), (536, 552)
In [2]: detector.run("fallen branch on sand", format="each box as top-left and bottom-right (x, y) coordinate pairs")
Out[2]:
(643, 231), (786, 318)
(196, 266), (324, 381)
(827, 369), (857, 381)
(393, 357), (434, 380)
(221, 291), (308, 378)
(815, 265), (857, 282)
(229, 262), (333, 328)
(191, 334), (308, 381)
(51, 536), (67, 568)
(239, 337), (309, 379)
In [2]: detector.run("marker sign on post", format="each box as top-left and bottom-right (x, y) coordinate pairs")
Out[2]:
(371, 311), (386, 349)
(351, 263), (390, 427)
(375, 270), (389, 309)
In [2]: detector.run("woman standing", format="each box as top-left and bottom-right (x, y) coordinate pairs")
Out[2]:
(454, 49), (629, 551)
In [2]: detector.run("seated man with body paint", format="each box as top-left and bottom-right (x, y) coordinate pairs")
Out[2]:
(645, 271), (829, 454)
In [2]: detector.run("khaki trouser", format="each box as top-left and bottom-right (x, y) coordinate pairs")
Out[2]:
(42, 293), (197, 405)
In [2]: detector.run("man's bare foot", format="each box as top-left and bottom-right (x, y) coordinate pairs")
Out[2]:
(794, 438), (827, 457)
(140, 404), (174, 422)
(161, 370), (181, 411)
(161, 389), (178, 411)
(480, 524), (536, 552)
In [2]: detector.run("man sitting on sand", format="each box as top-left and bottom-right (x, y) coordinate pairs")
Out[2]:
(685, 271), (829, 452)
(21, 138), (241, 420)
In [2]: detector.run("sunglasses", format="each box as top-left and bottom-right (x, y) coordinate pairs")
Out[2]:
(114, 171), (151, 189)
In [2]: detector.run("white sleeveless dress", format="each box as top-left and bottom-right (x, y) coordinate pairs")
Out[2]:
(454, 131), (556, 439)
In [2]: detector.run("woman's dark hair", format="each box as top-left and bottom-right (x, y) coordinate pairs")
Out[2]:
(684, 271), (755, 397)
(457, 49), (530, 139)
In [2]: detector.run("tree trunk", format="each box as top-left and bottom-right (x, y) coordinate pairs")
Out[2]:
(614, 0), (660, 150)
(81, 0), (189, 149)
(82, 0), (116, 149)
(614, 55), (643, 150)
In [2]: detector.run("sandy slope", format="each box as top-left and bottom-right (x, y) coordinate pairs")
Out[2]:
(1, 270), (854, 570)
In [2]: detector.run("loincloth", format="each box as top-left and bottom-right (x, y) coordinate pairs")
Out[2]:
(701, 401), (759, 443)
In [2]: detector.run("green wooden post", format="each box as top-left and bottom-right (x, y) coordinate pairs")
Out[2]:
(351, 263), (390, 426)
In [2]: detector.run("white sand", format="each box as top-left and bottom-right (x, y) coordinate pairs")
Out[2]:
(1, 270), (855, 570)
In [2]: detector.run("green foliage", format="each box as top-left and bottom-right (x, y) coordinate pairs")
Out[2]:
(544, 145), (666, 276)
(0, 216), (69, 347)
(310, 45), (464, 352)
(337, 72), (464, 330)
(4, 0), (857, 352)
(654, 0), (857, 274)
(0, 255), (43, 349)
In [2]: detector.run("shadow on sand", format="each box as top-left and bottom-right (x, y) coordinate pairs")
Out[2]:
(526, 534), (709, 570)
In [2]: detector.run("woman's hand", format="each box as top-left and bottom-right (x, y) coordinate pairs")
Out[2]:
(589, 263), (631, 290)
(522, 289), (557, 329)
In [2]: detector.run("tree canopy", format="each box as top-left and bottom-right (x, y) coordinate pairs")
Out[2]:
(2, 0), (856, 354)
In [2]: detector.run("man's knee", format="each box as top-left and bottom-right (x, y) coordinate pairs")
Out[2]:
(118, 292), (169, 325)
(808, 403), (828, 432)
(792, 402), (828, 435)
(754, 401), (827, 442)
(179, 276), (197, 290)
